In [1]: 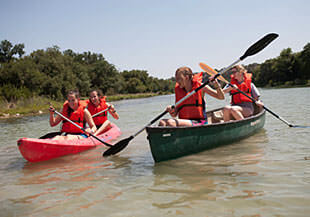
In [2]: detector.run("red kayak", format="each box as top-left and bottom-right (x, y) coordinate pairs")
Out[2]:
(17, 123), (121, 162)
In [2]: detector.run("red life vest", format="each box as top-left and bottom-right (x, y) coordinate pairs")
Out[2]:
(230, 73), (253, 104)
(175, 72), (206, 120)
(61, 100), (86, 133)
(87, 96), (108, 126)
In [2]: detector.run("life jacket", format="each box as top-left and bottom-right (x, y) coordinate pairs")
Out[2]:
(230, 73), (253, 105)
(61, 100), (87, 133)
(87, 96), (108, 126)
(175, 72), (206, 120)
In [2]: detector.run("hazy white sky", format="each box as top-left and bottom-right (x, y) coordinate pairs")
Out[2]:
(1, 0), (309, 78)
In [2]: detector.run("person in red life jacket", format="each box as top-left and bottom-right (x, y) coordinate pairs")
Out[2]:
(86, 90), (119, 136)
(49, 90), (97, 140)
(222, 65), (264, 122)
(159, 66), (225, 127)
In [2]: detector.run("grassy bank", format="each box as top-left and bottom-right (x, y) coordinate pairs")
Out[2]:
(0, 92), (166, 119)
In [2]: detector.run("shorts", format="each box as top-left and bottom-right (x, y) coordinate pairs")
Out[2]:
(63, 132), (89, 138)
(191, 119), (208, 126)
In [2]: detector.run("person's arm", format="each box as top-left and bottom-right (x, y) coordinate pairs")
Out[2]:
(94, 120), (111, 136)
(223, 84), (234, 94)
(203, 79), (225, 100)
(251, 83), (264, 107)
(251, 83), (260, 100)
(84, 109), (97, 134)
(49, 106), (62, 127)
(106, 103), (119, 120)
(166, 105), (178, 118)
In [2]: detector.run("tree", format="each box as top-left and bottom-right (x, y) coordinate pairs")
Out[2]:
(0, 40), (25, 63)
(299, 43), (310, 79)
(126, 77), (146, 93)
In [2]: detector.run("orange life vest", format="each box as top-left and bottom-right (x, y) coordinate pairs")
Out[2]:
(175, 72), (206, 120)
(61, 100), (87, 133)
(87, 96), (108, 126)
(230, 73), (253, 105)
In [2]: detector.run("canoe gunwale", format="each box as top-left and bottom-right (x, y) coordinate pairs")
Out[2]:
(146, 107), (266, 131)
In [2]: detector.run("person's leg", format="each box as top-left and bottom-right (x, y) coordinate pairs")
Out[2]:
(64, 134), (82, 140)
(230, 106), (245, 120)
(223, 105), (233, 122)
(51, 135), (66, 140)
(94, 120), (111, 136)
(158, 118), (192, 127)
(240, 107), (254, 118)
(175, 119), (193, 126)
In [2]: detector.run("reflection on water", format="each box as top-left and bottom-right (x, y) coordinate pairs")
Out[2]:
(1, 88), (310, 216)
(150, 130), (267, 210)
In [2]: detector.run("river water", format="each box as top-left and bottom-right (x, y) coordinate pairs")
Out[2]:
(0, 87), (309, 217)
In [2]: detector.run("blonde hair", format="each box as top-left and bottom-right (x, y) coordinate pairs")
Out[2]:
(175, 66), (193, 79)
(232, 65), (247, 74)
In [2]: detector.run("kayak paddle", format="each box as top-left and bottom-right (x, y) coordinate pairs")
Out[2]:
(199, 62), (310, 128)
(103, 32), (280, 156)
(91, 106), (111, 118)
(54, 110), (113, 147)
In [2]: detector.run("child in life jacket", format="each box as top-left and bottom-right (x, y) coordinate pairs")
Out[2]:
(86, 90), (119, 136)
(222, 65), (264, 121)
(159, 66), (225, 127)
(49, 90), (97, 140)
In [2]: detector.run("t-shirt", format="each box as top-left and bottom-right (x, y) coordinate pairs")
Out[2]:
(224, 83), (260, 99)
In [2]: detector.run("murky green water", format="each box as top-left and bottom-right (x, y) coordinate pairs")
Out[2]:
(0, 87), (309, 217)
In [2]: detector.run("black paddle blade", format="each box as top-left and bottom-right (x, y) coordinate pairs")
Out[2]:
(240, 33), (279, 60)
(291, 125), (310, 128)
(102, 136), (134, 156)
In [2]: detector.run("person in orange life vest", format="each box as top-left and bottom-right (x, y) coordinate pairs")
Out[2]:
(159, 66), (225, 127)
(222, 65), (264, 122)
(49, 90), (97, 140)
(86, 90), (119, 136)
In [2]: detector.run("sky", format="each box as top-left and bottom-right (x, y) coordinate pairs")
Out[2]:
(1, 0), (309, 78)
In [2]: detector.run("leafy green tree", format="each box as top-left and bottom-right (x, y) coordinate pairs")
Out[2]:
(0, 40), (25, 63)
(299, 43), (310, 80)
(126, 77), (146, 93)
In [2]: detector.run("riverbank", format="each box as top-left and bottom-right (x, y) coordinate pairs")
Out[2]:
(0, 93), (165, 119)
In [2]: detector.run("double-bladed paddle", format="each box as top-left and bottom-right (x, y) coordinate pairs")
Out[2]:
(53, 110), (113, 147)
(199, 62), (310, 128)
(102, 33), (280, 156)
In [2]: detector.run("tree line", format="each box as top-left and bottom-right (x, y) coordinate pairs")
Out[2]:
(0, 40), (175, 102)
(1, 39), (310, 102)
(245, 43), (310, 87)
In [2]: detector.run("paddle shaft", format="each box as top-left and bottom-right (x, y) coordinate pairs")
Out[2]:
(54, 110), (113, 147)
(91, 106), (110, 118)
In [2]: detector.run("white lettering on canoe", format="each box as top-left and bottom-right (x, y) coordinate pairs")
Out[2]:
(162, 133), (171, 137)
(250, 119), (261, 126)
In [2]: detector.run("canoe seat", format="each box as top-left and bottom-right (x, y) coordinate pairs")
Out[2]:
(211, 110), (224, 123)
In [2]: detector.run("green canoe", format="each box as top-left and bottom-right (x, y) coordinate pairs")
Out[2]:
(146, 106), (266, 162)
